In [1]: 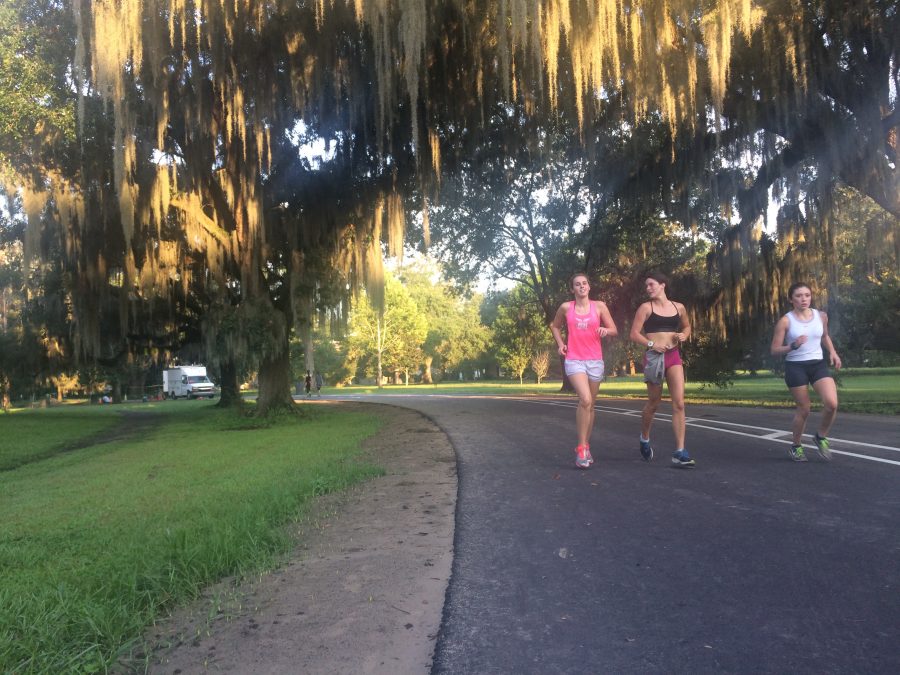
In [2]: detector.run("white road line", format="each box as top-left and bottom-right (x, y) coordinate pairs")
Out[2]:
(503, 397), (900, 465)
(829, 451), (900, 465)
(596, 405), (900, 453)
(652, 411), (900, 452)
(334, 394), (899, 464)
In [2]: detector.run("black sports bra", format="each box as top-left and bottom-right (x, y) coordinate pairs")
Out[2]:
(643, 303), (680, 333)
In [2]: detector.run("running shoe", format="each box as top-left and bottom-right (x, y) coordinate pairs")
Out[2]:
(575, 445), (591, 469)
(813, 433), (832, 461)
(585, 445), (595, 465)
(639, 438), (653, 461)
(671, 449), (695, 468)
(789, 444), (808, 462)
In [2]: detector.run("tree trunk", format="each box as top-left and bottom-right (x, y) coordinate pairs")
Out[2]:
(376, 318), (383, 388)
(303, 310), (315, 379)
(422, 355), (433, 384)
(216, 359), (242, 408)
(1, 375), (9, 411)
(134, 371), (147, 400)
(256, 338), (296, 416)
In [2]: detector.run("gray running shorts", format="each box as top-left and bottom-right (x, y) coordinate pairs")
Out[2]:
(565, 359), (605, 382)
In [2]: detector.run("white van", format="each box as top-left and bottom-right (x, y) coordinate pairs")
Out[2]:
(163, 366), (216, 399)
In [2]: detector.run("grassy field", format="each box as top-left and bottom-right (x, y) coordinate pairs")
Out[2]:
(0, 405), (121, 471)
(336, 367), (900, 415)
(0, 400), (383, 673)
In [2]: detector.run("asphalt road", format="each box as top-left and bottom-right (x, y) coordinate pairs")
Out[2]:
(340, 395), (900, 674)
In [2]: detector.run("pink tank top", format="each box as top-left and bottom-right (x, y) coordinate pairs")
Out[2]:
(566, 301), (603, 360)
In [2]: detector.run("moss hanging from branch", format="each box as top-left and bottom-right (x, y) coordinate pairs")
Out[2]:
(9, 0), (892, 393)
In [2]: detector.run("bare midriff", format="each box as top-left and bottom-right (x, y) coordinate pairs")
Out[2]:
(646, 330), (679, 351)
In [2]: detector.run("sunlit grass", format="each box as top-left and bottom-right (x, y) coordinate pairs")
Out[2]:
(0, 402), (383, 673)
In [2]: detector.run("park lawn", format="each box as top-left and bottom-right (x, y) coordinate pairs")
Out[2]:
(684, 372), (900, 414)
(337, 367), (900, 415)
(0, 401), (383, 674)
(599, 369), (900, 414)
(339, 380), (558, 396)
(0, 405), (122, 471)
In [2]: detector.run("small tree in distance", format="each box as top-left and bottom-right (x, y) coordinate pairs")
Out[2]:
(531, 349), (550, 384)
(502, 348), (531, 385)
(348, 274), (427, 387)
(488, 286), (548, 384)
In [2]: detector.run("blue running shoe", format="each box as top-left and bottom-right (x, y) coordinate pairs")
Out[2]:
(671, 449), (695, 468)
(639, 439), (653, 461)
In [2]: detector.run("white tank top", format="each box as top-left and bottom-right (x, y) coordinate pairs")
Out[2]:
(784, 309), (824, 362)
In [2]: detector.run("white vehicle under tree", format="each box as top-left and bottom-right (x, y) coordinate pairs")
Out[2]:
(163, 366), (216, 399)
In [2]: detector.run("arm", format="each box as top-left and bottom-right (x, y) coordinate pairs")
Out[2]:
(770, 316), (797, 356)
(820, 311), (842, 369)
(550, 303), (569, 357)
(629, 304), (652, 347)
(674, 302), (692, 344)
(596, 301), (618, 338)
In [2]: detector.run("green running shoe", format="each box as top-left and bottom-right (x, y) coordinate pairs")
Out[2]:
(789, 444), (808, 462)
(813, 433), (832, 461)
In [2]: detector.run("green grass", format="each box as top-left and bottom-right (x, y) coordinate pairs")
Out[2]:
(337, 367), (900, 415)
(0, 401), (383, 673)
(0, 405), (122, 471)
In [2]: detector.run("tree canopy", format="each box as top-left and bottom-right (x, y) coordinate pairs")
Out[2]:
(0, 0), (896, 410)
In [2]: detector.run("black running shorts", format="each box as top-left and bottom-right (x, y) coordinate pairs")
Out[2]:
(784, 359), (831, 388)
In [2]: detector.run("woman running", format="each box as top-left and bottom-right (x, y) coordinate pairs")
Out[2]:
(770, 282), (842, 461)
(550, 273), (618, 469)
(629, 272), (694, 467)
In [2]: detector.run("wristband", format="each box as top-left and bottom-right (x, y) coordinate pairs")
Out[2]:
(790, 341), (800, 350)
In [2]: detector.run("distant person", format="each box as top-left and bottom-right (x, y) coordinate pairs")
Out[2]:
(314, 371), (323, 397)
(770, 282), (842, 462)
(304, 370), (312, 398)
(550, 272), (618, 469)
(629, 271), (694, 467)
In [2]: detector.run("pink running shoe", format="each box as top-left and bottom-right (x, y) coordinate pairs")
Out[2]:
(585, 444), (594, 465)
(575, 445), (591, 469)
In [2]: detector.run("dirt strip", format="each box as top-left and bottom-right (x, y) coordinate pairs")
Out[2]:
(142, 402), (457, 674)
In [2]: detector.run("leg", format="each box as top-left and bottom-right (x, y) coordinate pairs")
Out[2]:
(641, 383), (663, 439)
(811, 377), (838, 437)
(665, 365), (686, 449)
(789, 385), (812, 445)
(569, 373), (599, 447)
(586, 377), (601, 445)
